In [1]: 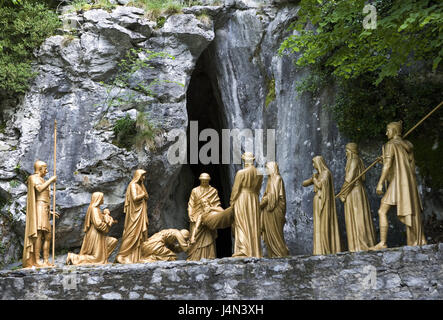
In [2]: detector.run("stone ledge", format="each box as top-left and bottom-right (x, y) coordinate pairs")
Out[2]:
(0, 244), (442, 299)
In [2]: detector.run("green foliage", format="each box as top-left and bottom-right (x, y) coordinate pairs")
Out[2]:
(93, 0), (116, 11)
(279, 0), (443, 85)
(0, 0), (61, 98)
(163, 1), (182, 15)
(113, 114), (137, 150)
(265, 78), (276, 108)
(126, 0), (204, 20)
(9, 180), (20, 188)
(328, 74), (442, 188)
(327, 74), (441, 142)
(69, 0), (116, 12)
(113, 112), (160, 151)
(279, 0), (443, 187)
(0, 242), (5, 256)
(98, 48), (177, 115)
(99, 47), (180, 151)
(156, 16), (166, 29)
(70, 0), (92, 12)
(0, 122), (6, 134)
(196, 13), (211, 27)
(126, 0), (185, 18)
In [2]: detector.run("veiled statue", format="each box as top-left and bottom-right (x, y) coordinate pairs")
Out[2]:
(23, 160), (57, 268)
(230, 152), (263, 258)
(338, 143), (376, 252)
(66, 192), (118, 265)
(140, 229), (190, 262)
(116, 169), (149, 264)
(302, 156), (342, 255)
(371, 121), (427, 250)
(260, 162), (289, 258)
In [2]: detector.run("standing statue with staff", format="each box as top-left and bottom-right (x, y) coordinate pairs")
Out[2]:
(23, 120), (59, 268)
(370, 120), (427, 250)
(336, 102), (442, 250)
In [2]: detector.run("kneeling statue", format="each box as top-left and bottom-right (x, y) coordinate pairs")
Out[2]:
(140, 229), (190, 262)
(66, 192), (118, 265)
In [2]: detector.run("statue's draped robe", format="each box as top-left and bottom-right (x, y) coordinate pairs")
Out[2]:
(23, 175), (39, 267)
(116, 174), (149, 264)
(23, 174), (50, 267)
(187, 186), (220, 261)
(382, 137), (427, 246)
(261, 175), (289, 257)
(339, 155), (375, 252)
(141, 229), (188, 262)
(68, 206), (117, 265)
(230, 165), (263, 258)
(313, 168), (341, 255)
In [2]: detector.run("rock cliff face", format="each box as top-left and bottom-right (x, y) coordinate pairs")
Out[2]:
(0, 0), (440, 267)
(0, 5), (214, 265)
(0, 244), (441, 300)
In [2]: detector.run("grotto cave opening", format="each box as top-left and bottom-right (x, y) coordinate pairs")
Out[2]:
(184, 49), (233, 258)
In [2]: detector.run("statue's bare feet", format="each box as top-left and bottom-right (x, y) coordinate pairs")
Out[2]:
(66, 253), (72, 265)
(35, 259), (45, 268)
(369, 242), (387, 251)
(42, 259), (54, 267)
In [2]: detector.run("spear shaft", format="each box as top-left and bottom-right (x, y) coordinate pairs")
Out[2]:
(335, 101), (443, 198)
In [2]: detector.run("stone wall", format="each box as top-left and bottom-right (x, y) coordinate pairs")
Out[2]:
(1, 244), (441, 300)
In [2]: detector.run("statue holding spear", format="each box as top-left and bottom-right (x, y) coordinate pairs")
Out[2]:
(22, 120), (59, 268)
(336, 101), (442, 250)
(370, 120), (427, 250)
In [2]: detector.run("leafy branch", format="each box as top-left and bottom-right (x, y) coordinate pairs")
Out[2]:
(279, 0), (443, 187)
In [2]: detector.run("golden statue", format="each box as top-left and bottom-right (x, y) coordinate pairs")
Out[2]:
(187, 173), (221, 261)
(302, 156), (341, 255)
(116, 169), (149, 264)
(23, 160), (57, 268)
(189, 198), (233, 257)
(230, 152), (263, 258)
(140, 229), (190, 262)
(260, 162), (289, 258)
(371, 121), (427, 250)
(103, 208), (117, 226)
(338, 143), (376, 252)
(66, 192), (118, 265)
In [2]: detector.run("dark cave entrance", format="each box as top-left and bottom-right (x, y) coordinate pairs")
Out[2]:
(185, 49), (232, 258)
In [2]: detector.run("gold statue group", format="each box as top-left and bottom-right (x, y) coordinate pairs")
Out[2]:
(22, 121), (427, 268)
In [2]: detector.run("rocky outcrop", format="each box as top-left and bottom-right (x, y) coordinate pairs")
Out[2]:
(0, 5), (214, 266)
(0, 244), (441, 300)
(0, 0), (441, 267)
